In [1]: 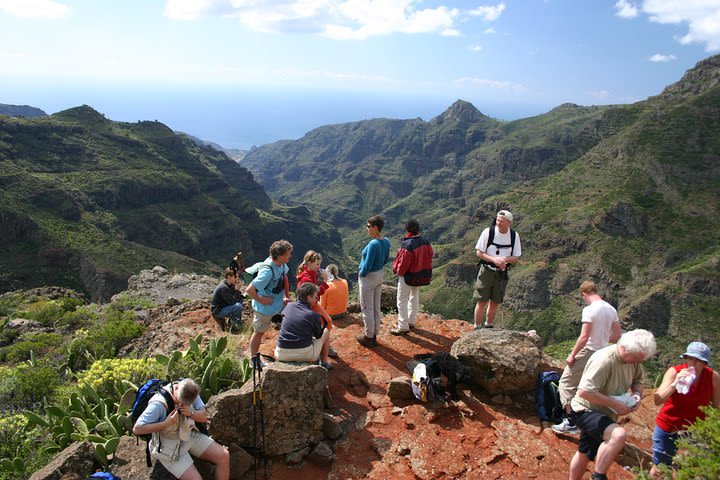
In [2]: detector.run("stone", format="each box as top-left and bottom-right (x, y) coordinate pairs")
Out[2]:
(308, 441), (334, 466)
(228, 443), (254, 480)
(380, 284), (397, 312)
(286, 447), (310, 465)
(29, 441), (95, 480)
(5, 318), (42, 334)
(165, 296), (181, 306)
(206, 362), (328, 456)
(387, 376), (414, 400)
(322, 412), (343, 440)
(450, 329), (543, 394)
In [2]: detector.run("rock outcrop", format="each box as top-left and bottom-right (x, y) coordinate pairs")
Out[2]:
(451, 329), (543, 394)
(206, 362), (328, 456)
(29, 441), (96, 480)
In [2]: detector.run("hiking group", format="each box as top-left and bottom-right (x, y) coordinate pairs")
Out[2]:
(136, 208), (719, 480)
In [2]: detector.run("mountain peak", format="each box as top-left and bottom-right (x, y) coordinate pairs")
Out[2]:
(433, 99), (486, 124)
(52, 104), (111, 124)
(659, 54), (720, 101)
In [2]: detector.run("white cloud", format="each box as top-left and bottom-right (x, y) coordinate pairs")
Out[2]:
(468, 44), (482, 52)
(649, 53), (677, 62)
(483, 27), (496, 34)
(642, 0), (720, 51)
(614, 1), (720, 52)
(589, 90), (610, 99)
(614, 0), (639, 19)
(0, 0), (68, 18)
(467, 3), (506, 22)
(454, 76), (527, 92)
(164, 0), (462, 39)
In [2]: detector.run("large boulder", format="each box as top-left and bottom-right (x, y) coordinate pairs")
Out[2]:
(29, 440), (96, 480)
(450, 329), (543, 394)
(206, 362), (328, 456)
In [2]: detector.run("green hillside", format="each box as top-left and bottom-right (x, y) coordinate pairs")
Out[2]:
(0, 106), (347, 300)
(242, 55), (720, 358)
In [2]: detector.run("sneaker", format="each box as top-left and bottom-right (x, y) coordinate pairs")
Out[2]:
(408, 324), (415, 329)
(356, 335), (375, 348)
(483, 322), (494, 329)
(328, 346), (339, 358)
(390, 328), (409, 336)
(319, 360), (332, 370)
(551, 418), (580, 435)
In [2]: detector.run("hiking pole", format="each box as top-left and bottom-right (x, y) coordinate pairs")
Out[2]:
(252, 357), (259, 480)
(255, 352), (268, 480)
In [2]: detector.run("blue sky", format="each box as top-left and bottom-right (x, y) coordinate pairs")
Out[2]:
(1, 0), (719, 148)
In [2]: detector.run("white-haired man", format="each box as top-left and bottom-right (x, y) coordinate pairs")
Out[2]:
(133, 378), (229, 480)
(568, 329), (657, 480)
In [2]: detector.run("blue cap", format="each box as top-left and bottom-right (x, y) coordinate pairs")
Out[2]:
(682, 342), (712, 366)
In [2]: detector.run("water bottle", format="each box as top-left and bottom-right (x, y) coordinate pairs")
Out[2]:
(676, 366), (696, 394)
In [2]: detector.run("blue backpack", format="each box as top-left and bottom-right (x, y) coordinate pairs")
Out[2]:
(536, 371), (563, 423)
(86, 473), (121, 480)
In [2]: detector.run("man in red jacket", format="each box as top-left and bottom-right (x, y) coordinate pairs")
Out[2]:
(391, 219), (433, 335)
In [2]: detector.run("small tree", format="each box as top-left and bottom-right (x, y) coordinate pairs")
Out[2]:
(675, 406), (720, 479)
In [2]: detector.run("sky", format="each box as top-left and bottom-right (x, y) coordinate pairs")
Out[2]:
(1, 0), (720, 148)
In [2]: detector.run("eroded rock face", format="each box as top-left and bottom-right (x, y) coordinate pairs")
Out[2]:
(504, 267), (553, 311)
(622, 290), (671, 336)
(596, 202), (647, 238)
(444, 263), (478, 288)
(206, 362), (328, 456)
(450, 329), (543, 394)
(29, 440), (95, 480)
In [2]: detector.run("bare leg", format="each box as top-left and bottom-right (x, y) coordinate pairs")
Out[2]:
(474, 300), (487, 326)
(198, 441), (230, 480)
(569, 450), (590, 480)
(595, 424), (625, 474)
(248, 331), (264, 357)
(485, 301), (499, 326)
(320, 328), (330, 362)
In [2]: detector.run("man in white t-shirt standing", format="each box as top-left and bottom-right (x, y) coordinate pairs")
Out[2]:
(473, 210), (522, 329)
(552, 280), (622, 434)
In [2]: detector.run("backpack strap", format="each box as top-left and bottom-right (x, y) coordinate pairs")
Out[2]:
(144, 384), (176, 467)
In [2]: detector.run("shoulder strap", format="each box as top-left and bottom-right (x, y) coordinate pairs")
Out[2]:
(486, 226), (495, 250)
(510, 228), (516, 254)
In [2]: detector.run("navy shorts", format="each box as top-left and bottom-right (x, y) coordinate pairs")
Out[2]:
(571, 410), (616, 461)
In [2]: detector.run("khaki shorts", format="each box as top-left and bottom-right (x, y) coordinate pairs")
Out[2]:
(274, 336), (324, 363)
(473, 265), (508, 304)
(252, 311), (274, 333)
(151, 430), (214, 478)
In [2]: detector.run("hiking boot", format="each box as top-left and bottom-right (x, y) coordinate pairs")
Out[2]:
(390, 328), (409, 336)
(408, 324), (415, 329)
(328, 346), (339, 358)
(356, 335), (375, 348)
(551, 418), (580, 435)
(590, 473), (608, 480)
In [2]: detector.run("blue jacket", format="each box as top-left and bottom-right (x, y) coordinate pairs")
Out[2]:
(358, 237), (390, 277)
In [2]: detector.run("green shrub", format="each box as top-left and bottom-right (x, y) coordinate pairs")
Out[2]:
(66, 312), (144, 371)
(0, 333), (64, 363)
(75, 358), (161, 398)
(55, 304), (100, 330)
(19, 298), (83, 327)
(108, 293), (157, 311)
(0, 415), (51, 480)
(0, 293), (24, 318)
(12, 363), (61, 407)
(675, 406), (720, 479)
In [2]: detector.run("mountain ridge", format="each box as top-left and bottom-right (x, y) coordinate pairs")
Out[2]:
(240, 54), (720, 358)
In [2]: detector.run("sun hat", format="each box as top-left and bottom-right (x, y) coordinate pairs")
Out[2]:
(681, 341), (712, 365)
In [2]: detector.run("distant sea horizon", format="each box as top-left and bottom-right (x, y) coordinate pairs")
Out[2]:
(4, 85), (560, 150)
